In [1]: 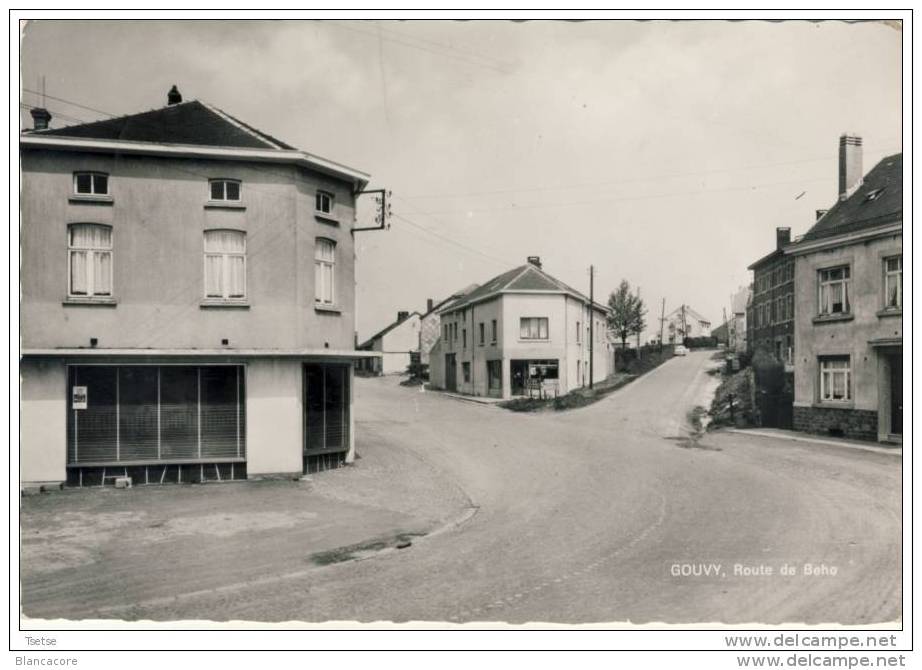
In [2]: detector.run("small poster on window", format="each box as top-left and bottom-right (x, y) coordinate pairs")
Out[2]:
(72, 386), (88, 410)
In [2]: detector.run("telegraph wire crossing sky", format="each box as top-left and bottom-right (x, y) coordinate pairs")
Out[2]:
(19, 19), (902, 340)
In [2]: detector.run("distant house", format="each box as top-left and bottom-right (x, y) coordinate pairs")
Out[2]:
(429, 257), (613, 399)
(418, 285), (478, 371)
(728, 285), (751, 354)
(710, 322), (729, 345)
(787, 136), (902, 443)
(747, 227), (796, 366)
(358, 311), (421, 375)
(664, 305), (711, 344)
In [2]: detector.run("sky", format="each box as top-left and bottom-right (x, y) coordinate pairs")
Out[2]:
(20, 19), (902, 342)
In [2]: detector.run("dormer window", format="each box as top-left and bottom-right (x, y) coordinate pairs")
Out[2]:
(864, 187), (886, 202)
(210, 179), (241, 202)
(74, 172), (108, 196)
(316, 190), (334, 215)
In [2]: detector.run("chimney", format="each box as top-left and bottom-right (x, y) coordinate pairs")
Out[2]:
(776, 227), (791, 250)
(815, 209), (828, 221)
(30, 107), (51, 130)
(838, 134), (863, 200)
(527, 256), (542, 269)
(167, 85), (183, 106)
(397, 311), (410, 322)
(427, 298), (434, 312)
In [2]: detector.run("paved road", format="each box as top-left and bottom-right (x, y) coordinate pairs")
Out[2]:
(26, 351), (901, 625)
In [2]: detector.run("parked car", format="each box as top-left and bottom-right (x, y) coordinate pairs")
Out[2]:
(674, 345), (688, 356)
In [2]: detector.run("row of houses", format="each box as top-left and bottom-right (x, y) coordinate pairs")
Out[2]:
(359, 258), (615, 399)
(738, 134), (902, 443)
(17, 86), (628, 489)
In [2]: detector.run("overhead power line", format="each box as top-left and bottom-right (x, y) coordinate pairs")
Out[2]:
(22, 88), (117, 118)
(399, 148), (903, 202)
(20, 102), (87, 126)
(319, 20), (511, 73)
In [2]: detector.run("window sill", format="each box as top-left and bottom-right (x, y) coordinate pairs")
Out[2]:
(205, 201), (246, 210)
(811, 402), (855, 410)
(314, 304), (342, 314)
(63, 297), (117, 307)
(877, 308), (902, 318)
(812, 313), (854, 325)
(200, 300), (250, 309)
(68, 195), (113, 205)
(314, 213), (340, 225)
(518, 339), (550, 343)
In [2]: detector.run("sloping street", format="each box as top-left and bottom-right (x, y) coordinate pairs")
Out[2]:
(22, 351), (901, 625)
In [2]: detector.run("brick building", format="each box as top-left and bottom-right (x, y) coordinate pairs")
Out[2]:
(747, 227), (796, 366)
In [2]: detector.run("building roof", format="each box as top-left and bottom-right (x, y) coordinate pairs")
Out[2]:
(801, 153), (902, 242)
(446, 263), (602, 312)
(359, 311), (421, 349)
(26, 99), (297, 150)
(666, 305), (710, 324)
(747, 247), (785, 271)
(424, 283), (479, 318)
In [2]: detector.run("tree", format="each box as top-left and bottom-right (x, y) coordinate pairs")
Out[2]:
(607, 280), (647, 351)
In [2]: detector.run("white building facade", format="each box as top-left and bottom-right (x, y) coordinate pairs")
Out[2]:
(429, 259), (613, 399)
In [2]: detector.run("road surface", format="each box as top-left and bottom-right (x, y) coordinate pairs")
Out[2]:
(23, 351), (901, 625)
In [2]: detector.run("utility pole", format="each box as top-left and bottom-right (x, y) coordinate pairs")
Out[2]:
(659, 298), (666, 351)
(589, 265), (594, 390)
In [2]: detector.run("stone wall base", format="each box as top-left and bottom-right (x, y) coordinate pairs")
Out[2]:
(793, 406), (879, 442)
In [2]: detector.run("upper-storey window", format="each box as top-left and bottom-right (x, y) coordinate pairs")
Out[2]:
(316, 190), (334, 215)
(209, 179), (241, 202)
(520, 317), (549, 340)
(74, 172), (108, 196)
(204, 230), (246, 300)
(818, 266), (850, 316)
(68, 223), (112, 297)
(314, 238), (336, 305)
(884, 255), (902, 310)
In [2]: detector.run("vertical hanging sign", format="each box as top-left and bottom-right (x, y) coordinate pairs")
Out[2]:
(72, 385), (88, 410)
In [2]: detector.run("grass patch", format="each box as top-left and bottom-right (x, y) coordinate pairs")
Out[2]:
(498, 373), (637, 413)
(309, 531), (425, 565)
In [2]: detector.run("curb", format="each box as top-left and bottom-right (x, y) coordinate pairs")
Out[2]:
(722, 428), (902, 457)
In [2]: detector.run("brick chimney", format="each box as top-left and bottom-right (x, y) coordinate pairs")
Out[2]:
(527, 256), (542, 269)
(426, 298), (434, 312)
(167, 85), (183, 106)
(838, 134), (863, 200)
(397, 311), (410, 321)
(30, 107), (51, 130)
(776, 227), (791, 250)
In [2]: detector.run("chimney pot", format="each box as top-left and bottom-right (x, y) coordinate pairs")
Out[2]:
(427, 298), (434, 312)
(838, 134), (863, 200)
(167, 85), (183, 106)
(397, 311), (410, 321)
(29, 107), (51, 130)
(527, 256), (542, 268)
(776, 227), (791, 250)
